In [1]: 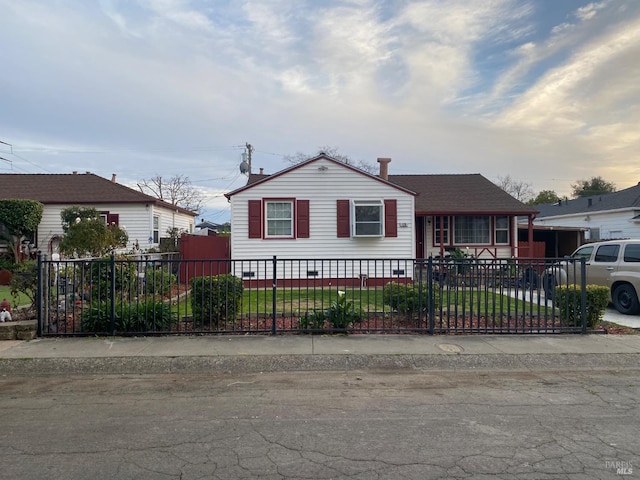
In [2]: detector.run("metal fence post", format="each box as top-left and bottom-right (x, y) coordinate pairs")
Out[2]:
(580, 258), (587, 333)
(110, 253), (116, 336)
(428, 256), (435, 335)
(271, 255), (277, 335)
(417, 259), (424, 327)
(36, 251), (43, 337)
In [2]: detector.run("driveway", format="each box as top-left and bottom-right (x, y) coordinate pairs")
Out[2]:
(603, 307), (640, 328)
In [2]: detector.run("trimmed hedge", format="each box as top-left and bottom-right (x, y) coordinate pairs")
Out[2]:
(555, 284), (609, 328)
(189, 274), (243, 325)
(144, 265), (177, 297)
(383, 281), (440, 313)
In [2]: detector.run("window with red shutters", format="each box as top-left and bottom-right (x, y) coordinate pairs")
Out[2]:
(296, 200), (310, 238)
(106, 213), (119, 225)
(384, 199), (397, 238)
(248, 199), (310, 239)
(336, 200), (350, 237)
(248, 200), (262, 238)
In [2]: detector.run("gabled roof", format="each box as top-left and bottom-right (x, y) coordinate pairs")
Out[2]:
(535, 183), (640, 218)
(388, 174), (538, 215)
(0, 173), (197, 216)
(225, 154), (416, 198)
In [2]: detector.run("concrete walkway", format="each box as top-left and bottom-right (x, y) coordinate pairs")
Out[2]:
(1, 333), (640, 375)
(603, 306), (640, 328)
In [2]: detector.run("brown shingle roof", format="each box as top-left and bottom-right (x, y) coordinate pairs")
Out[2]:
(388, 174), (538, 215)
(0, 173), (197, 216)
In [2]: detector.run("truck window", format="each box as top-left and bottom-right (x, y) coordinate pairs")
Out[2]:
(594, 244), (620, 262)
(572, 246), (594, 260)
(623, 244), (640, 262)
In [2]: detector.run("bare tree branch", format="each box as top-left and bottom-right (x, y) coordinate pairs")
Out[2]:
(496, 175), (534, 203)
(284, 146), (377, 174)
(137, 174), (204, 214)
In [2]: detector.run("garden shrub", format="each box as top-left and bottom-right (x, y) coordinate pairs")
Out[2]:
(554, 284), (609, 328)
(144, 265), (177, 297)
(300, 291), (362, 330)
(81, 300), (175, 333)
(383, 281), (440, 313)
(9, 260), (37, 314)
(0, 255), (16, 273)
(88, 257), (137, 301)
(190, 274), (243, 325)
(298, 311), (326, 331)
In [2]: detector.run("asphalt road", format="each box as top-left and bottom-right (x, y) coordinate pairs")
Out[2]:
(1, 368), (638, 479)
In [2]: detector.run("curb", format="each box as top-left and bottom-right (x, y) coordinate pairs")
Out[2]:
(3, 352), (640, 375)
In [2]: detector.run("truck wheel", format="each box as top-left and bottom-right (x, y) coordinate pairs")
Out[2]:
(542, 274), (556, 300)
(612, 284), (640, 315)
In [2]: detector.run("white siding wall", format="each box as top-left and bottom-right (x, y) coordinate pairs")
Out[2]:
(153, 205), (195, 247)
(230, 159), (415, 267)
(536, 209), (640, 241)
(37, 203), (195, 256)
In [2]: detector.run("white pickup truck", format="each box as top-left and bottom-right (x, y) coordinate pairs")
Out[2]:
(543, 239), (640, 315)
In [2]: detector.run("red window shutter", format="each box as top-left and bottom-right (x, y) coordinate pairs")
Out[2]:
(336, 200), (350, 238)
(106, 213), (119, 225)
(384, 199), (397, 238)
(248, 200), (262, 238)
(297, 200), (310, 238)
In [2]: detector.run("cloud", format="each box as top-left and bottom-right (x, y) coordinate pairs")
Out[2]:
(2, 0), (640, 217)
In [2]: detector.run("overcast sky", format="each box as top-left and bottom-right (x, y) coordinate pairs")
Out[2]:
(1, 0), (639, 222)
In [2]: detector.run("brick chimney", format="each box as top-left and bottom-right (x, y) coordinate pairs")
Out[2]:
(377, 157), (391, 180)
(111, 173), (117, 182)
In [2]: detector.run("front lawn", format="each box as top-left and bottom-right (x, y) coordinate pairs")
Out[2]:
(179, 286), (553, 317)
(0, 285), (32, 308)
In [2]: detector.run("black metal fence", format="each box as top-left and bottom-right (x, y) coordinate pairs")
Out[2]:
(37, 254), (588, 336)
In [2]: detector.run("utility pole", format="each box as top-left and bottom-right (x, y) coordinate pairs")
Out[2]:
(245, 143), (253, 175)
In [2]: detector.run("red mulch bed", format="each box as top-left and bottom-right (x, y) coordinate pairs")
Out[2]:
(37, 304), (640, 336)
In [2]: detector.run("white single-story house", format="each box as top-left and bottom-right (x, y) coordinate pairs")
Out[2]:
(0, 172), (197, 258)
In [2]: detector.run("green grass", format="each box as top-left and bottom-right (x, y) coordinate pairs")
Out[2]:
(171, 286), (551, 317)
(0, 285), (32, 308)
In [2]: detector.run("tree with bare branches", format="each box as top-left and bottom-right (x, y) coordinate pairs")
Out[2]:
(137, 174), (204, 214)
(496, 175), (535, 203)
(284, 146), (377, 174)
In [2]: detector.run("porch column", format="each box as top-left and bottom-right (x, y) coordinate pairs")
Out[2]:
(439, 215), (445, 257)
(528, 214), (534, 258)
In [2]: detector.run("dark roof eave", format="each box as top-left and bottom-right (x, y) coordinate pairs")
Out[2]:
(416, 210), (538, 216)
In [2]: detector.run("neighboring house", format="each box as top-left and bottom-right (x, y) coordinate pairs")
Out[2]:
(195, 220), (227, 235)
(0, 172), (197, 257)
(533, 183), (640, 243)
(225, 154), (537, 282)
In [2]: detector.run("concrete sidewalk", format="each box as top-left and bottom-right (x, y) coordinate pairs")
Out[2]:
(1, 333), (640, 375)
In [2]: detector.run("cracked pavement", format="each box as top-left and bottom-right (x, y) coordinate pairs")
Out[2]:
(1, 368), (638, 479)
